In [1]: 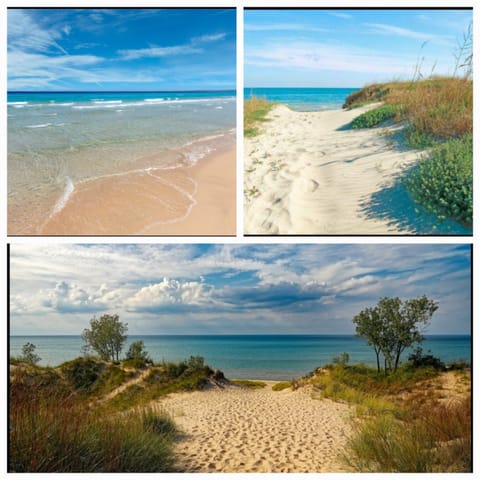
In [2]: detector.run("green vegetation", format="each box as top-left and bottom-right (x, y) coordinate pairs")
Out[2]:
(231, 379), (267, 389)
(125, 340), (152, 368)
(9, 355), (222, 472)
(13, 342), (41, 365)
(272, 381), (292, 391)
(344, 76), (472, 226)
(307, 361), (471, 472)
(404, 134), (472, 225)
(244, 96), (276, 137)
(9, 367), (177, 472)
(82, 313), (128, 362)
(350, 104), (398, 129)
(353, 296), (438, 374)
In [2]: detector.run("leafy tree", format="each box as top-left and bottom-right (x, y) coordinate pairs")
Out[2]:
(20, 342), (41, 365)
(126, 340), (152, 365)
(82, 314), (128, 362)
(353, 296), (438, 374)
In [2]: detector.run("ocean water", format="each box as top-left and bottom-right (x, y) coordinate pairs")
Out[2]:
(8, 90), (235, 234)
(244, 87), (358, 111)
(9, 335), (471, 381)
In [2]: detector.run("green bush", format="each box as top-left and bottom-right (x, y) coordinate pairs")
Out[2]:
(351, 105), (398, 129)
(61, 357), (104, 392)
(404, 134), (472, 224)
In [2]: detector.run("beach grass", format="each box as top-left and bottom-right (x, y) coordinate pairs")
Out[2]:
(9, 356), (221, 472)
(231, 379), (267, 389)
(307, 362), (471, 472)
(9, 368), (177, 472)
(344, 77), (472, 226)
(244, 96), (276, 137)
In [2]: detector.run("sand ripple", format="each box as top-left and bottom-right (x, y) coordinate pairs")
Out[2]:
(156, 382), (352, 473)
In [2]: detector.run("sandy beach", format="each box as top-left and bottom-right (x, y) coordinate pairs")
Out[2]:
(156, 382), (352, 473)
(37, 147), (235, 236)
(244, 104), (440, 234)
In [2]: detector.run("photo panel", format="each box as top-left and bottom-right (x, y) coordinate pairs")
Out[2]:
(243, 8), (473, 236)
(8, 243), (472, 473)
(7, 7), (236, 236)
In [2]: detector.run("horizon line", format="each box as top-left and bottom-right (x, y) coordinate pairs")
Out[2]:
(8, 89), (236, 94)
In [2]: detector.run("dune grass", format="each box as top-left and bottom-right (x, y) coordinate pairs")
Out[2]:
(9, 356), (220, 472)
(344, 77), (472, 226)
(9, 369), (177, 472)
(308, 363), (471, 472)
(244, 96), (276, 137)
(231, 379), (267, 389)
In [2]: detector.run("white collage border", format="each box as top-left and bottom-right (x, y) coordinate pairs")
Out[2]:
(1, 0), (477, 477)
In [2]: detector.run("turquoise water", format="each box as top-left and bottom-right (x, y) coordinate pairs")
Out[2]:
(8, 90), (235, 233)
(10, 335), (471, 380)
(244, 87), (358, 111)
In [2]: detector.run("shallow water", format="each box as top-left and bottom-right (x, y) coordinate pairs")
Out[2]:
(8, 91), (236, 234)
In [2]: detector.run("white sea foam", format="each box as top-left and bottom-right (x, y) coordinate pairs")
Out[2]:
(51, 177), (75, 216)
(93, 100), (123, 105)
(26, 123), (52, 129)
(8, 101), (28, 105)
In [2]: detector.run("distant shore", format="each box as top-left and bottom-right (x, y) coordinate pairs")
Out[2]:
(244, 104), (469, 235)
(11, 144), (236, 236)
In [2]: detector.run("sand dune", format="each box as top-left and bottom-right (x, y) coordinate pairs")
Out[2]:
(244, 104), (467, 235)
(156, 382), (352, 473)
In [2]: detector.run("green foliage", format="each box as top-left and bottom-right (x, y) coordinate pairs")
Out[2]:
(343, 84), (390, 108)
(141, 407), (177, 437)
(9, 377), (177, 472)
(332, 352), (350, 366)
(231, 379), (267, 389)
(125, 340), (152, 366)
(353, 296), (438, 374)
(404, 134), (472, 225)
(61, 357), (104, 392)
(403, 126), (437, 149)
(244, 96), (275, 137)
(272, 381), (292, 391)
(343, 397), (471, 472)
(18, 343), (41, 365)
(408, 348), (446, 371)
(351, 105), (398, 129)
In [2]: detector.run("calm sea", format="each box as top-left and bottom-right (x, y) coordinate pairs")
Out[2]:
(244, 87), (358, 111)
(8, 90), (235, 234)
(9, 335), (471, 381)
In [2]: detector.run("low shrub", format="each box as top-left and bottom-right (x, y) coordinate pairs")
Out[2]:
(231, 379), (267, 389)
(404, 134), (472, 225)
(61, 357), (104, 392)
(272, 381), (292, 391)
(351, 105), (398, 129)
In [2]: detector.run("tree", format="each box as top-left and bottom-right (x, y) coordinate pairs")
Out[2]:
(82, 314), (128, 362)
(126, 340), (152, 365)
(353, 296), (438, 374)
(20, 342), (41, 365)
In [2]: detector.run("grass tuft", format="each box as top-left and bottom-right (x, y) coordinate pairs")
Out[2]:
(244, 96), (276, 137)
(231, 379), (267, 389)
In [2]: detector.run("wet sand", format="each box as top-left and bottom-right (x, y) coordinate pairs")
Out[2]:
(37, 147), (235, 236)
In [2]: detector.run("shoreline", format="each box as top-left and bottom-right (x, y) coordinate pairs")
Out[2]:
(244, 103), (468, 235)
(9, 140), (235, 236)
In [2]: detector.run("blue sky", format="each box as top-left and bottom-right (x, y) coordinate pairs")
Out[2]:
(8, 8), (236, 91)
(245, 9), (472, 87)
(10, 244), (471, 336)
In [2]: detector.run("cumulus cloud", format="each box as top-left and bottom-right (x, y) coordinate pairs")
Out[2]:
(125, 278), (214, 312)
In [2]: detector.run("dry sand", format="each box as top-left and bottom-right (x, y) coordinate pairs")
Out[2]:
(39, 147), (235, 236)
(156, 382), (353, 473)
(244, 104), (460, 235)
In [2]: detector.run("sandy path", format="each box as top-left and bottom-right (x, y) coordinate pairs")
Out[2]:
(155, 382), (352, 473)
(244, 104), (467, 235)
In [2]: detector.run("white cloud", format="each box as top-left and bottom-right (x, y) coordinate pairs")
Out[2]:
(118, 45), (202, 61)
(192, 33), (227, 43)
(125, 278), (213, 311)
(364, 22), (454, 46)
(245, 23), (328, 33)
